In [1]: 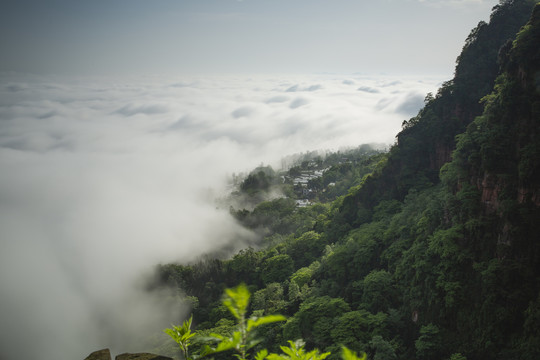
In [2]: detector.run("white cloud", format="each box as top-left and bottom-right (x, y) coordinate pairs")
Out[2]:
(396, 92), (426, 115)
(0, 72), (445, 359)
(285, 84), (323, 92)
(115, 103), (170, 116)
(231, 106), (255, 118)
(357, 86), (380, 94)
(265, 95), (290, 104)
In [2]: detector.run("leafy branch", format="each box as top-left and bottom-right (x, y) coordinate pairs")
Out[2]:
(165, 284), (366, 360)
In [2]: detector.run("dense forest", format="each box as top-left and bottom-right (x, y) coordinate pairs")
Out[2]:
(153, 1), (540, 359)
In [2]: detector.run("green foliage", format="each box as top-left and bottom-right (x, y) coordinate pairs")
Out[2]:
(286, 231), (326, 269)
(330, 310), (386, 354)
(415, 324), (442, 360)
(290, 267), (313, 288)
(341, 347), (366, 360)
(165, 286), (372, 360)
(241, 167), (277, 195)
(292, 296), (351, 348)
(200, 284), (286, 360)
(262, 254), (295, 285)
(314, 152), (387, 203)
(223, 284), (251, 321)
(449, 353), (467, 360)
(253, 283), (288, 315)
(368, 336), (396, 360)
(519, 292), (540, 359)
(226, 247), (263, 286)
(267, 340), (331, 360)
(164, 316), (196, 360)
(360, 270), (396, 313)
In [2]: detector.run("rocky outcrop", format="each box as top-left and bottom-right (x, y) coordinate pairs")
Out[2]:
(518, 187), (540, 205)
(115, 353), (173, 360)
(85, 349), (112, 360)
(479, 173), (502, 213)
(430, 142), (453, 171)
(84, 349), (173, 360)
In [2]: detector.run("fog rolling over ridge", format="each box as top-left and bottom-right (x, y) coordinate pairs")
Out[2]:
(0, 73), (442, 359)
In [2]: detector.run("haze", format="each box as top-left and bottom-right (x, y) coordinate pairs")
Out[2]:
(1, 0), (497, 75)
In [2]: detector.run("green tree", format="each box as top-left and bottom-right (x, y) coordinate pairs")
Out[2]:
(330, 310), (374, 353)
(293, 296), (351, 349)
(227, 247), (262, 286)
(286, 231), (325, 268)
(262, 254), (295, 285)
(369, 336), (396, 360)
(415, 323), (442, 360)
(252, 283), (288, 315)
(360, 270), (396, 313)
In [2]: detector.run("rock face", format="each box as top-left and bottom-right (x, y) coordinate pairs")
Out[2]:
(84, 349), (173, 360)
(115, 353), (173, 360)
(85, 349), (112, 360)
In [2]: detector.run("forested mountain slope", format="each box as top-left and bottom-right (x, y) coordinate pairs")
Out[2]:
(156, 2), (540, 359)
(337, 0), (537, 232)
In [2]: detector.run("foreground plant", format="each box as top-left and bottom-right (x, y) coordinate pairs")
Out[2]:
(164, 284), (366, 360)
(266, 340), (330, 360)
(164, 316), (196, 360)
(200, 283), (287, 360)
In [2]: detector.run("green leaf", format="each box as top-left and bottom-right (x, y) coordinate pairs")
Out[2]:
(163, 316), (196, 360)
(267, 354), (285, 360)
(207, 333), (226, 341)
(247, 314), (287, 331)
(341, 347), (366, 360)
(270, 340), (330, 360)
(255, 349), (269, 360)
(224, 283), (251, 319)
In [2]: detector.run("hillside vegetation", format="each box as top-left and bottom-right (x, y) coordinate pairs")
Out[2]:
(155, 1), (540, 359)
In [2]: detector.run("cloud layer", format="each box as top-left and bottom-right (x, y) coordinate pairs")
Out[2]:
(0, 72), (443, 359)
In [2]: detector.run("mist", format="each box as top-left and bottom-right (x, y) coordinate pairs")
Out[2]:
(0, 72), (443, 359)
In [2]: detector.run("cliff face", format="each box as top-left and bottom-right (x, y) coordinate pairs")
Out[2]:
(479, 173), (502, 213)
(513, 4), (540, 206)
(465, 3), (540, 214)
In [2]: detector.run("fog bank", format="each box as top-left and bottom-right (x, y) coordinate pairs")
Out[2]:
(0, 73), (443, 359)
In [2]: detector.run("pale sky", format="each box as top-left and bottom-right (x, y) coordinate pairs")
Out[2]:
(1, 0), (500, 76)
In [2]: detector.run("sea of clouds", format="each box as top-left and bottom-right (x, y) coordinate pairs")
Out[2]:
(0, 72), (444, 359)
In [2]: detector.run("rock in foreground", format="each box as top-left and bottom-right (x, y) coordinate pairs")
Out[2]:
(84, 349), (111, 360)
(84, 349), (172, 360)
(115, 353), (173, 360)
